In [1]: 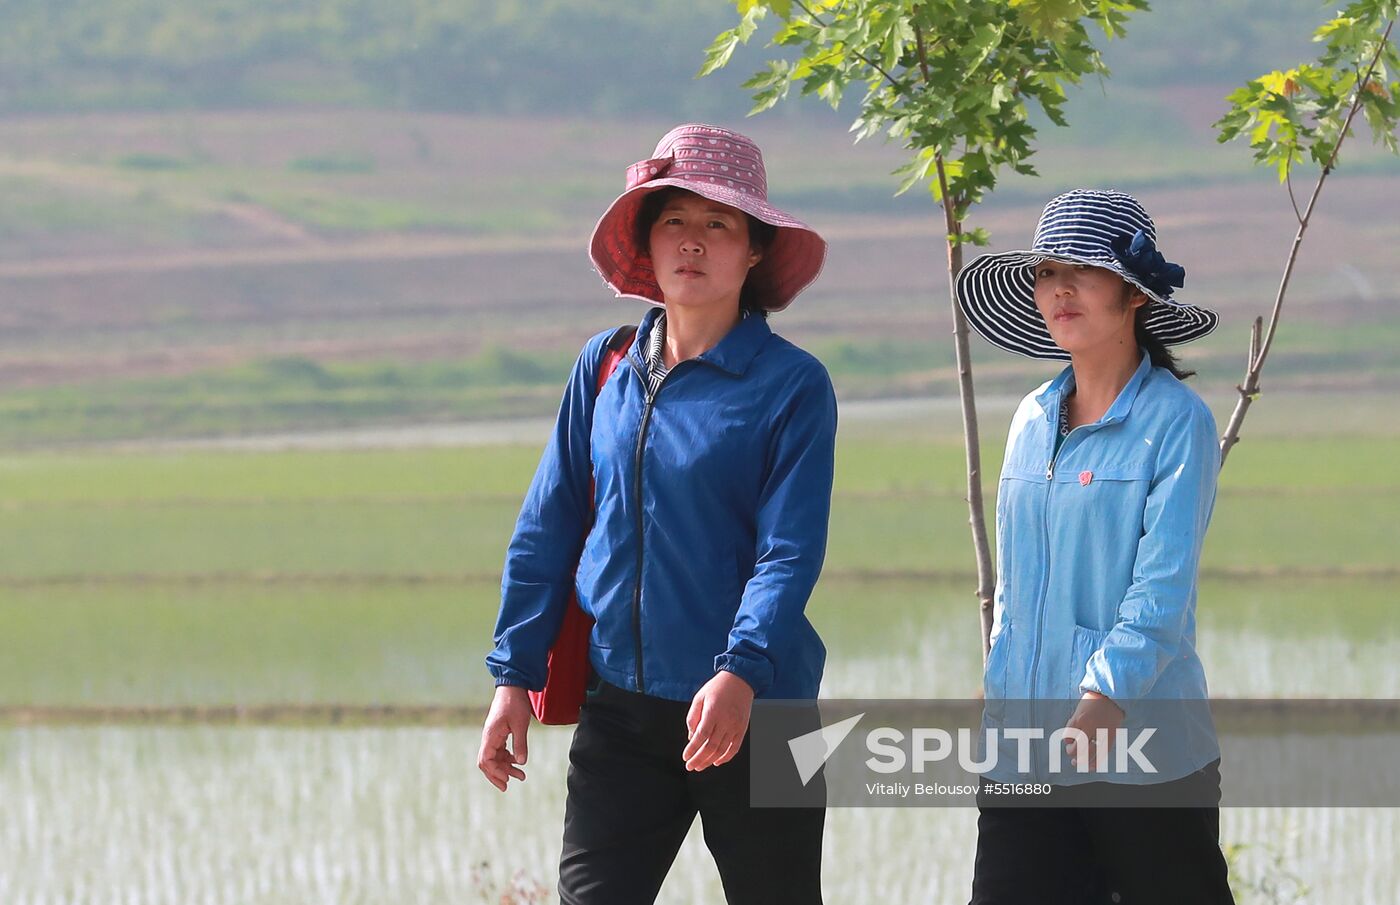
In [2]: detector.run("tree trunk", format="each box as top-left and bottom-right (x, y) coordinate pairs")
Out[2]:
(935, 158), (997, 662)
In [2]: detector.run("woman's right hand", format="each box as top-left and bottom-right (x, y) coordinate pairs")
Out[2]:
(477, 685), (532, 791)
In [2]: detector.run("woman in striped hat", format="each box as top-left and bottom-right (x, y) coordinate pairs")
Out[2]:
(480, 123), (834, 904)
(957, 190), (1234, 904)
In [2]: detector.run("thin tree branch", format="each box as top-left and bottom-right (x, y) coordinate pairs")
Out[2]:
(1254, 19), (1390, 375)
(914, 21), (934, 84)
(1220, 17), (1394, 464)
(1284, 161), (1303, 226)
(1248, 316), (1262, 373)
(793, 0), (910, 93)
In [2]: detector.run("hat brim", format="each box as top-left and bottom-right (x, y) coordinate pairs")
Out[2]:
(588, 179), (827, 312)
(955, 251), (1219, 361)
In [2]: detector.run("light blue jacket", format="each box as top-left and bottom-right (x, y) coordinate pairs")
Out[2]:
(983, 350), (1221, 784)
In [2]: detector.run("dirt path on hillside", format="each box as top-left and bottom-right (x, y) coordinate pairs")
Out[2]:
(0, 218), (990, 280)
(0, 180), (1249, 282)
(0, 157), (319, 250)
(1, 211), (1247, 281)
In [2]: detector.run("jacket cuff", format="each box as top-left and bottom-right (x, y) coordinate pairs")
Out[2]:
(714, 652), (772, 697)
(1079, 669), (1131, 719)
(488, 667), (540, 692)
(1079, 667), (1104, 697)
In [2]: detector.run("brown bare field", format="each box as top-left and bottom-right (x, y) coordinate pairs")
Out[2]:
(0, 110), (1396, 397)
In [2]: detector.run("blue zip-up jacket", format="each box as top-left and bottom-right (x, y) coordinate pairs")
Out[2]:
(487, 307), (837, 702)
(984, 350), (1221, 784)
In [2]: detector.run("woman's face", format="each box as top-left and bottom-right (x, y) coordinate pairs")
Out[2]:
(647, 192), (762, 314)
(1033, 260), (1146, 356)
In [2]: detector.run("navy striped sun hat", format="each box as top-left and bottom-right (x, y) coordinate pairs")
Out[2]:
(955, 189), (1218, 361)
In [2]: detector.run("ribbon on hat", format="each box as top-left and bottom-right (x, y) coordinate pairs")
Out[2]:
(625, 155), (676, 190)
(1110, 229), (1186, 299)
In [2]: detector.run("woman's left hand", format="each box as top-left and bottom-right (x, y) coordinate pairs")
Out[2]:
(682, 670), (755, 772)
(1063, 691), (1125, 771)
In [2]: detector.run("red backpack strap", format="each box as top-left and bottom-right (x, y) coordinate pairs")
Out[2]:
(595, 324), (637, 395)
(530, 325), (638, 727)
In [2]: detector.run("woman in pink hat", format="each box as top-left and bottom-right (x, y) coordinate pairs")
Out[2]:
(480, 123), (836, 904)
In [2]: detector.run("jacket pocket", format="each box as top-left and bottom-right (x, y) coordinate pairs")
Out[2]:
(984, 620), (1014, 700)
(1070, 623), (1111, 697)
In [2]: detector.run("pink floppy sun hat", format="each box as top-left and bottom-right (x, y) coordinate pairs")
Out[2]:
(588, 123), (828, 312)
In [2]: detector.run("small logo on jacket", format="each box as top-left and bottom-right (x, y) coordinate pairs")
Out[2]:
(1079, 471), (1094, 486)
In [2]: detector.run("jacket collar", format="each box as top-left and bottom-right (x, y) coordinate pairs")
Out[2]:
(631, 306), (771, 377)
(1035, 348), (1153, 427)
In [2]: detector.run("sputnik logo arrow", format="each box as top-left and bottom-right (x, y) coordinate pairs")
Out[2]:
(787, 713), (865, 786)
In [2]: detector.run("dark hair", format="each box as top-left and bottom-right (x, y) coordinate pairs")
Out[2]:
(634, 187), (778, 318)
(1125, 285), (1196, 380)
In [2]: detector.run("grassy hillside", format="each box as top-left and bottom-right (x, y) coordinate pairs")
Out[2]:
(0, 0), (1335, 117)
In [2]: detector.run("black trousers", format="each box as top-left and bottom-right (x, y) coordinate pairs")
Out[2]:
(558, 676), (825, 905)
(969, 760), (1234, 905)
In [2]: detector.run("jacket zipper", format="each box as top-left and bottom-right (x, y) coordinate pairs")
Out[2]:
(628, 352), (681, 695)
(631, 393), (652, 693)
(1026, 397), (1086, 781)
